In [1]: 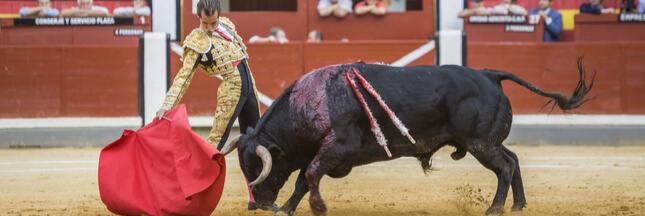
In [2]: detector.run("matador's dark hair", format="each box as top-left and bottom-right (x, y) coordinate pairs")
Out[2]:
(197, 0), (221, 18)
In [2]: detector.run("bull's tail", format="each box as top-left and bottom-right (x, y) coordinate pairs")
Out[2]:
(491, 56), (597, 113)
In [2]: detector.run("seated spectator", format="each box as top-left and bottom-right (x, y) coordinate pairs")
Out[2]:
(528, 0), (562, 42)
(458, 0), (493, 18)
(354, 0), (388, 16)
(248, 27), (289, 44)
(318, 0), (353, 18)
(307, 30), (324, 42)
(580, 0), (615, 14)
(492, 0), (527, 15)
(639, 0), (645, 13)
(113, 0), (151, 16)
(19, 0), (60, 17)
(620, 0), (636, 13)
(60, 0), (109, 17)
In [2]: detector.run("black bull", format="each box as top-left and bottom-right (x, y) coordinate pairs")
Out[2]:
(223, 59), (595, 215)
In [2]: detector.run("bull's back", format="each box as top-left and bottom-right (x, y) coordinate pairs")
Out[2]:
(346, 63), (506, 116)
(336, 63), (511, 149)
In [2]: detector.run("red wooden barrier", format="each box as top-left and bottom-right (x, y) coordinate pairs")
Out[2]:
(574, 14), (645, 42)
(464, 15), (544, 42)
(0, 45), (139, 118)
(303, 40), (433, 72)
(0, 16), (151, 45)
(468, 42), (645, 114)
(2, 41), (644, 118)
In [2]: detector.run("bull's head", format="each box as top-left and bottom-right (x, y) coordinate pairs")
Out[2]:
(221, 128), (288, 208)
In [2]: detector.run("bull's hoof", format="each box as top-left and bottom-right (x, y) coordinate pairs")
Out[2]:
(511, 202), (527, 212)
(485, 205), (505, 215)
(309, 202), (327, 216)
(274, 210), (290, 216)
(248, 202), (279, 211)
(309, 196), (327, 216)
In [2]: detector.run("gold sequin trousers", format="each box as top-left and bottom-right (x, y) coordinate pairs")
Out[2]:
(208, 60), (260, 149)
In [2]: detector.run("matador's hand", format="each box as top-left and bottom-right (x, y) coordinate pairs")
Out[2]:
(155, 109), (168, 120)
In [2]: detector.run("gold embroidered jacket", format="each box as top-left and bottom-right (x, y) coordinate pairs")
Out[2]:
(161, 17), (249, 110)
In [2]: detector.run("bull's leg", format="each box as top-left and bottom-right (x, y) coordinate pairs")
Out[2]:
(305, 131), (359, 216)
(466, 140), (516, 215)
(306, 156), (328, 216)
(275, 170), (309, 216)
(502, 146), (527, 211)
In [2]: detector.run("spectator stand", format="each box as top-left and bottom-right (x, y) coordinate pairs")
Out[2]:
(574, 13), (645, 41)
(0, 0), (134, 17)
(464, 0), (627, 41)
(463, 14), (544, 42)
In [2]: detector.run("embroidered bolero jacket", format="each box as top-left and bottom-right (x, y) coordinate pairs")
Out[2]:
(161, 17), (249, 110)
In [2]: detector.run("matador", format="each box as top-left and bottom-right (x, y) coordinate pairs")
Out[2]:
(157, 16), (260, 151)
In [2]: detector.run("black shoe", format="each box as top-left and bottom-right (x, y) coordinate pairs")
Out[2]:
(248, 201), (279, 211)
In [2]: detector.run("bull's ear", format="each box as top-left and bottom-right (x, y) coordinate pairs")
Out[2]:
(267, 144), (285, 157)
(245, 127), (255, 135)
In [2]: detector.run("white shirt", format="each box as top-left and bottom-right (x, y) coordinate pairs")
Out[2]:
(493, 4), (526, 15)
(113, 6), (151, 16)
(215, 23), (235, 41)
(71, 5), (109, 15)
(542, 8), (553, 25)
(317, 0), (353, 13)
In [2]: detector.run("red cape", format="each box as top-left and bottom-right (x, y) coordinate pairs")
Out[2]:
(99, 104), (226, 216)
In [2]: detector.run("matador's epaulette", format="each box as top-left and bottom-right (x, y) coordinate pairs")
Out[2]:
(219, 16), (235, 31)
(183, 29), (212, 54)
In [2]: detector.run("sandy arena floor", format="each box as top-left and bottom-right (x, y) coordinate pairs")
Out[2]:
(1, 144), (644, 216)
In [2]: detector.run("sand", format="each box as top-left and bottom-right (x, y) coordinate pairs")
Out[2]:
(1, 145), (644, 216)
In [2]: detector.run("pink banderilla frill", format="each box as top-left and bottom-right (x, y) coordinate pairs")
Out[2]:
(351, 69), (416, 144)
(346, 68), (416, 158)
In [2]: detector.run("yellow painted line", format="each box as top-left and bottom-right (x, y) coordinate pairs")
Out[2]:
(0, 14), (20, 18)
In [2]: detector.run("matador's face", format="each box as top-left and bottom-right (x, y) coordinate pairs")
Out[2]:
(199, 10), (219, 36)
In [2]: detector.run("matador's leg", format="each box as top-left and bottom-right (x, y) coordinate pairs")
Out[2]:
(207, 71), (243, 149)
(208, 60), (260, 150)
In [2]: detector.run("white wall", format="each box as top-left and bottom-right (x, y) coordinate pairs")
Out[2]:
(152, 0), (178, 40)
(143, 32), (169, 125)
(438, 0), (465, 30)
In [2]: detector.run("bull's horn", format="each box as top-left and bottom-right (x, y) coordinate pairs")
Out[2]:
(220, 135), (240, 156)
(248, 145), (272, 187)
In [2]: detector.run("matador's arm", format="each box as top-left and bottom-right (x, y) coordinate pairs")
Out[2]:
(160, 48), (201, 111)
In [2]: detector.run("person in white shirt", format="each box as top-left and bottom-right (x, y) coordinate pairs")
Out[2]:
(113, 0), (151, 16)
(19, 0), (60, 17)
(492, 0), (527, 15)
(458, 0), (493, 18)
(60, 0), (109, 17)
(317, 0), (353, 18)
(248, 27), (289, 44)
